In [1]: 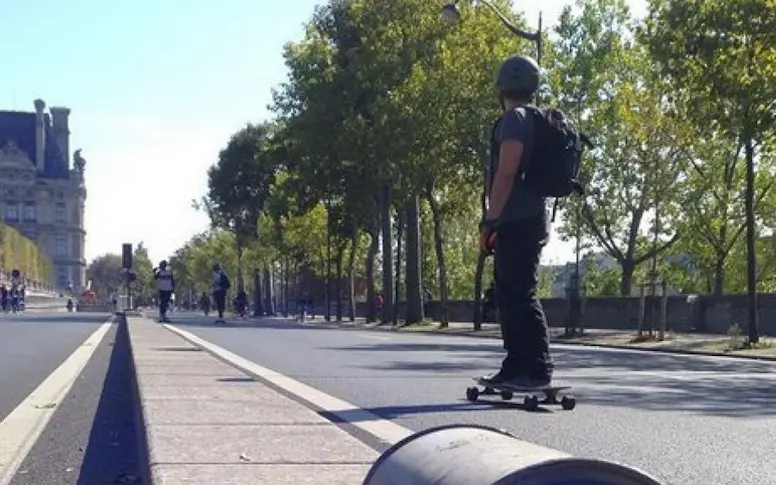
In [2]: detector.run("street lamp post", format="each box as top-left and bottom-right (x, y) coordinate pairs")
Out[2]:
(441, 1), (542, 66)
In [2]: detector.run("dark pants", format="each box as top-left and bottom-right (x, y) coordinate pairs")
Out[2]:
(494, 214), (554, 381)
(213, 291), (226, 318)
(159, 290), (172, 317)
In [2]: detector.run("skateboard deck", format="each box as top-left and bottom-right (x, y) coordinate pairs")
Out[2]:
(466, 377), (576, 411)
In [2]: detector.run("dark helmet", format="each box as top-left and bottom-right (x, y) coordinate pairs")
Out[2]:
(159, 260), (168, 269)
(212, 263), (221, 271)
(496, 55), (541, 97)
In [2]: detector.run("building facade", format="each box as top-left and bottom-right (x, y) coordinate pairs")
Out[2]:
(0, 99), (87, 290)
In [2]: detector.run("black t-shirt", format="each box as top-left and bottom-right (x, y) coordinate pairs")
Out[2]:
(490, 106), (546, 222)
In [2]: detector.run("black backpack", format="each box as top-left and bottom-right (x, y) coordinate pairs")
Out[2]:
(522, 105), (592, 198)
(220, 273), (231, 290)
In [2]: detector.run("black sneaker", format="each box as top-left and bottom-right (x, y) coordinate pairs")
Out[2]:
(503, 376), (552, 388)
(480, 371), (515, 385)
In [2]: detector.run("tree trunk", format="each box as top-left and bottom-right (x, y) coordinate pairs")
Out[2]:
(283, 257), (290, 316)
(325, 201), (332, 322)
(252, 268), (263, 317)
(380, 184), (394, 323)
(473, 149), (489, 331)
(335, 242), (344, 322)
(713, 251), (725, 296)
(744, 137), (759, 343)
(473, 252), (487, 331)
(236, 240), (245, 293)
(263, 263), (273, 315)
(426, 191), (449, 328)
(620, 260), (635, 297)
(405, 196), (423, 324)
(365, 204), (379, 322)
(347, 234), (357, 322)
(393, 209), (404, 326)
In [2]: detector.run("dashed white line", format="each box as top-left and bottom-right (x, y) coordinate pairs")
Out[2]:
(0, 320), (113, 485)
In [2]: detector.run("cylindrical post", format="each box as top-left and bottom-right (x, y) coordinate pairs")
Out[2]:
(364, 424), (664, 485)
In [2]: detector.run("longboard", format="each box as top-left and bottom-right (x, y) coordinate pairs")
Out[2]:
(467, 377), (576, 411)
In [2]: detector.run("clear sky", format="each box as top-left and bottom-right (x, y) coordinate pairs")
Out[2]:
(0, 0), (644, 267)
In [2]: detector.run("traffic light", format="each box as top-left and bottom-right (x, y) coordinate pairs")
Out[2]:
(122, 243), (133, 269)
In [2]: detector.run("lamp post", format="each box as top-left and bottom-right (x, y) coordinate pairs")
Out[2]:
(441, 1), (542, 66)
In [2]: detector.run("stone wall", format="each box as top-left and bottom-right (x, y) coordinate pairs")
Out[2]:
(350, 293), (776, 336)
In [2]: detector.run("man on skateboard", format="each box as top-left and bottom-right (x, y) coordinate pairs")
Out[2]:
(479, 55), (554, 389)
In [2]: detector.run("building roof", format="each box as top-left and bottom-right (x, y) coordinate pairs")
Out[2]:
(0, 110), (69, 179)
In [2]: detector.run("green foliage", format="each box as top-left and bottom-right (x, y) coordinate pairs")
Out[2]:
(0, 223), (52, 284)
(86, 254), (124, 298)
(164, 0), (776, 311)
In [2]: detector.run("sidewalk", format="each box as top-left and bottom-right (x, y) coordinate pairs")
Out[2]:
(289, 317), (776, 361)
(126, 316), (377, 484)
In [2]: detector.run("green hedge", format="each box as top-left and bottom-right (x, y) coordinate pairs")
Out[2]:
(0, 223), (53, 284)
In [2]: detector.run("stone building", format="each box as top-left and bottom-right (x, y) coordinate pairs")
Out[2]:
(0, 99), (87, 290)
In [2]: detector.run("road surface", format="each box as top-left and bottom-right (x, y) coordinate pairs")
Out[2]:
(0, 312), (144, 485)
(169, 312), (776, 485)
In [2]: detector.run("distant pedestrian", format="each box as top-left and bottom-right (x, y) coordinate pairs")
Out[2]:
(154, 260), (175, 322)
(110, 289), (119, 313)
(211, 263), (231, 324)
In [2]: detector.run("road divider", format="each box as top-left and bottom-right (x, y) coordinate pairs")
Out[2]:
(364, 424), (665, 485)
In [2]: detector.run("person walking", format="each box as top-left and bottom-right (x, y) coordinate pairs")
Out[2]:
(211, 263), (231, 324)
(478, 55), (554, 388)
(154, 260), (175, 323)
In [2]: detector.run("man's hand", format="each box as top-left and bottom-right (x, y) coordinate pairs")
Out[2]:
(479, 220), (497, 255)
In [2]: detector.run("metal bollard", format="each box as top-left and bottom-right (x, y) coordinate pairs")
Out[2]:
(363, 424), (665, 485)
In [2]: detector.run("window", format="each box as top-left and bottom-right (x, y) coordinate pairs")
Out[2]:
(4, 201), (18, 221)
(57, 267), (68, 288)
(55, 234), (68, 257)
(23, 202), (36, 222)
(55, 202), (66, 223)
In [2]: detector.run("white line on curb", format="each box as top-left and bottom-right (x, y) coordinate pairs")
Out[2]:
(165, 324), (415, 446)
(0, 320), (113, 485)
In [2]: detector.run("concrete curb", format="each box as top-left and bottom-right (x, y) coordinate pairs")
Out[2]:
(296, 319), (776, 363)
(125, 315), (378, 484)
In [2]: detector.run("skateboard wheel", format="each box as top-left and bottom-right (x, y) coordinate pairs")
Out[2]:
(523, 395), (539, 411)
(500, 390), (514, 401)
(466, 387), (480, 402)
(561, 395), (576, 410)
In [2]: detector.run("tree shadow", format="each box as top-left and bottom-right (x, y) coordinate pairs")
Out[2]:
(332, 342), (776, 417)
(320, 400), (553, 422)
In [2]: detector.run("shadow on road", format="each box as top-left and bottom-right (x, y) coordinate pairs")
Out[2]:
(320, 400), (554, 423)
(328, 342), (776, 418)
(78, 321), (145, 484)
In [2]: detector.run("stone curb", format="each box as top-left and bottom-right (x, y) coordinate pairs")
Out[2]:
(125, 315), (377, 484)
(296, 319), (776, 363)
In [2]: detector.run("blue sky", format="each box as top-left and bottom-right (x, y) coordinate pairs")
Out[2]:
(0, 0), (644, 266)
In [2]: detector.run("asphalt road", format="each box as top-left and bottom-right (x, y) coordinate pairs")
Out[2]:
(170, 312), (776, 485)
(0, 312), (145, 485)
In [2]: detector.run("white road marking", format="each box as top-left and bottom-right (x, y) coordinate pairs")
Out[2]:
(0, 320), (112, 485)
(165, 324), (414, 445)
(358, 334), (392, 341)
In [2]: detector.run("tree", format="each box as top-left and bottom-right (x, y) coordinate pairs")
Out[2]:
(86, 254), (124, 298)
(203, 123), (279, 293)
(127, 243), (154, 305)
(553, 0), (683, 295)
(645, 0), (776, 342)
